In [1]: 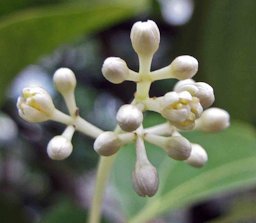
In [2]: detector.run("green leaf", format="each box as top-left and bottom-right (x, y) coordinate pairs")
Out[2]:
(41, 196), (111, 223)
(176, 0), (256, 123)
(0, 0), (148, 104)
(0, 0), (64, 17)
(111, 119), (256, 222)
(41, 198), (86, 223)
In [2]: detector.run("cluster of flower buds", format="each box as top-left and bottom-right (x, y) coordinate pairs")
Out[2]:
(17, 68), (103, 160)
(95, 20), (230, 196)
(17, 20), (230, 197)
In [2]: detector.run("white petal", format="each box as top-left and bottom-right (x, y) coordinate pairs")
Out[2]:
(177, 91), (192, 101)
(162, 107), (189, 122)
(162, 92), (179, 107)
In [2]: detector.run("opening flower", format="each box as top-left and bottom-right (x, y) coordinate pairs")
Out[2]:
(160, 91), (203, 130)
(17, 86), (55, 122)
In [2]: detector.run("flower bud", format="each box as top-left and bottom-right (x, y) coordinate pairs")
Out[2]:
(144, 134), (192, 160)
(17, 86), (55, 122)
(194, 82), (214, 108)
(102, 57), (129, 84)
(165, 136), (192, 160)
(47, 135), (73, 160)
(53, 68), (76, 94)
(174, 79), (195, 91)
(174, 79), (197, 95)
(116, 104), (143, 132)
(185, 144), (208, 168)
(93, 131), (122, 156)
(132, 161), (159, 197)
(195, 108), (230, 132)
(169, 56), (198, 80)
(130, 20), (160, 56)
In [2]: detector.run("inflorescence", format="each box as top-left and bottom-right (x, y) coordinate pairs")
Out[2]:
(17, 20), (230, 197)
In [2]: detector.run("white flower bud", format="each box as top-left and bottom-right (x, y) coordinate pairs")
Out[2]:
(132, 135), (159, 197)
(165, 136), (192, 160)
(174, 79), (197, 95)
(53, 68), (78, 116)
(47, 135), (73, 160)
(102, 57), (129, 84)
(195, 108), (230, 132)
(132, 161), (159, 197)
(130, 20), (160, 56)
(194, 82), (215, 108)
(144, 134), (191, 160)
(116, 104), (143, 132)
(17, 86), (55, 123)
(174, 79), (195, 91)
(169, 56), (198, 80)
(53, 68), (76, 94)
(185, 144), (208, 168)
(93, 131), (122, 156)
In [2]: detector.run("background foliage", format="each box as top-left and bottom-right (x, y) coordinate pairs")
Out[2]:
(0, 0), (256, 222)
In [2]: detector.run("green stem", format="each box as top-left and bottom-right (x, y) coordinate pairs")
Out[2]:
(135, 55), (153, 100)
(62, 125), (75, 141)
(88, 155), (116, 223)
(52, 111), (116, 223)
(135, 81), (152, 100)
(62, 91), (78, 117)
(139, 54), (152, 75)
(75, 116), (103, 138)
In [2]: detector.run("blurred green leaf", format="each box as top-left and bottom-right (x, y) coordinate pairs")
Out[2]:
(111, 117), (256, 222)
(0, 0), (148, 104)
(177, 0), (256, 123)
(41, 197), (110, 223)
(41, 198), (86, 223)
(0, 0), (64, 17)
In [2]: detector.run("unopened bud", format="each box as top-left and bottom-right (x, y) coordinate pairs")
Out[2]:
(130, 20), (160, 56)
(47, 135), (73, 160)
(165, 136), (192, 160)
(174, 79), (195, 91)
(102, 57), (129, 84)
(53, 68), (76, 94)
(132, 161), (159, 197)
(144, 134), (192, 160)
(169, 56), (198, 80)
(194, 82), (214, 108)
(93, 131), (122, 156)
(195, 108), (230, 132)
(17, 86), (55, 123)
(185, 144), (208, 168)
(116, 104), (143, 132)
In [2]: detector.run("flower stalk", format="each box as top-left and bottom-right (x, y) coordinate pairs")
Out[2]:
(88, 156), (116, 223)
